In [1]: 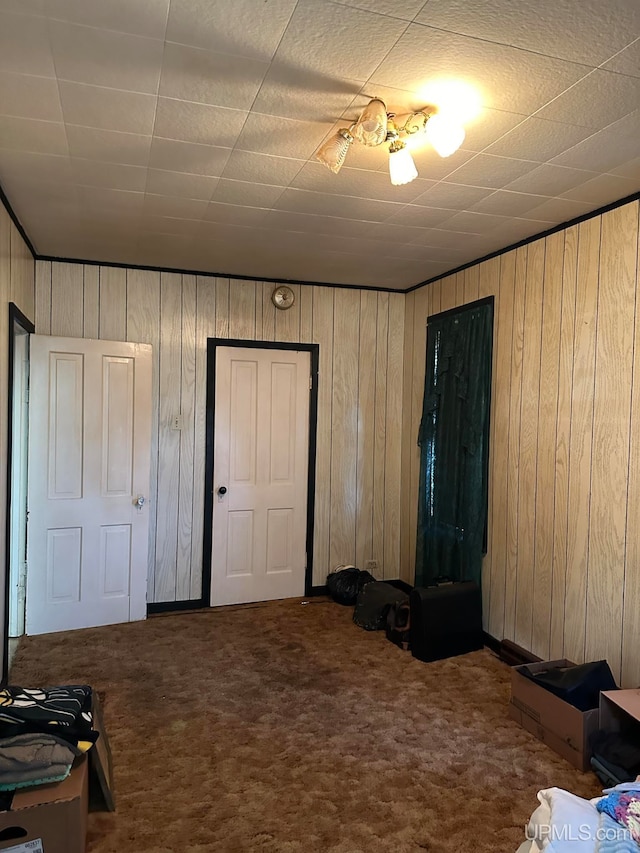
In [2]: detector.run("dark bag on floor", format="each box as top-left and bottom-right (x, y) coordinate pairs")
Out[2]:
(385, 600), (411, 651)
(521, 659), (617, 711)
(326, 565), (376, 606)
(353, 582), (408, 631)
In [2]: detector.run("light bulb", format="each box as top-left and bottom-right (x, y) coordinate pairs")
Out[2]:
(426, 114), (465, 158)
(388, 142), (418, 186)
(315, 128), (354, 174)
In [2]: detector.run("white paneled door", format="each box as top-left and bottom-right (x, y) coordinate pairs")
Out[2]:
(211, 346), (310, 606)
(26, 336), (152, 635)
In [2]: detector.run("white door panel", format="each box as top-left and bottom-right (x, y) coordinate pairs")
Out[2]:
(211, 346), (310, 606)
(27, 336), (152, 635)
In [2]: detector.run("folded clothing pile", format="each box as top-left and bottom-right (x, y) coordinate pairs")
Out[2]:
(0, 685), (98, 790)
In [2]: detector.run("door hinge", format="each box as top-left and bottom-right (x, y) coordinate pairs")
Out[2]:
(309, 375), (312, 390)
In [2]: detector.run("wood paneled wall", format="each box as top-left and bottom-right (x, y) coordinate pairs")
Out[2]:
(402, 199), (640, 687)
(35, 263), (405, 600)
(0, 206), (35, 677)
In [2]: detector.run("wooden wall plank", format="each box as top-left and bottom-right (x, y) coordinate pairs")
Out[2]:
(215, 278), (229, 338)
(440, 275), (456, 311)
(229, 280), (256, 339)
(464, 265), (479, 304)
(515, 241), (544, 651)
(399, 291), (413, 580)
(488, 252), (515, 640)
(260, 282), (276, 342)
(375, 292), (389, 578)
(455, 271), (465, 306)
(154, 273), (182, 603)
(126, 269), (161, 603)
(51, 261), (83, 337)
(531, 232), (564, 659)
(564, 217), (600, 665)
(329, 289), (360, 568)
(35, 261), (51, 334)
(312, 286), (334, 584)
(622, 201), (640, 687)
(585, 205), (637, 679)
(409, 285), (429, 580)
(550, 225), (578, 659)
(83, 266), (99, 339)
(299, 282), (313, 343)
(191, 276), (216, 600)
(355, 290), (377, 570)
(177, 275), (196, 601)
(504, 246), (527, 642)
(99, 267), (126, 341)
(384, 293), (404, 579)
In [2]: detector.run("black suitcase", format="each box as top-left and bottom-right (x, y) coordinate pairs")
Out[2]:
(409, 582), (483, 662)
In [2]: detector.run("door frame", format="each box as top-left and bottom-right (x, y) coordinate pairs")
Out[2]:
(202, 338), (319, 606)
(3, 303), (35, 683)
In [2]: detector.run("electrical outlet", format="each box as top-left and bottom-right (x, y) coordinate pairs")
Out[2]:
(365, 559), (378, 573)
(171, 414), (183, 430)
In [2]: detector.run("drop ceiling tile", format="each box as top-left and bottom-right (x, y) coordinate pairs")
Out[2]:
(272, 0), (409, 80)
(142, 193), (209, 219)
(410, 182), (493, 210)
(0, 71), (62, 121)
(261, 209), (375, 238)
(407, 229), (489, 251)
(460, 108), (527, 152)
(2, 0), (45, 14)
(44, 0), (171, 39)
(415, 0), (640, 66)
(506, 163), (599, 195)
(0, 11), (55, 77)
(252, 67), (364, 124)
(0, 149), (72, 183)
(201, 202), (271, 227)
(153, 99), (248, 147)
(212, 179), (287, 208)
(471, 190), (550, 217)
(485, 118), (593, 162)
(366, 220), (445, 244)
(1, 176), (79, 206)
(59, 82), (157, 134)
(80, 186), (145, 212)
(49, 20), (164, 93)
(159, 42), (269, 110)
(436, 211), (512, 233)
(165, 0), (296, 61)
(275, 188), (407, 221)
(148, 138), (231, 176)
(385, 242), (460, 263)
(561, 173), (640, 206)
(522, 197), (596, 222)
(445, 153), (539, 189)
(291, 162), (434, 203)
(611, 156), (640, 181)
(550, 110), (640, 173)
(235, 112), (331, 160)
(0, 116), (68, 155)
(603, 40), (640, 78)
(145, 168), (218, 200)
(537, 69), (640, 130)
(138, 215), (201, 237)
(220, 150), (304, 186)
(371, 24), (589, 115)
(482, 218), (555, 248)
(385, 204), (457, 228)
(66, 125), (152, 166)
(71, 158), (147, 191)
(338, 0), (426, 18)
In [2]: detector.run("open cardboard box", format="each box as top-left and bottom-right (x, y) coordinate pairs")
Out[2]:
(599, 688), (640, 736)
(509, 658), (600, 771)
(0, 755), (88, 853)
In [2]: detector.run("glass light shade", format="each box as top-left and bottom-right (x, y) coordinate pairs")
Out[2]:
(353, 98), (388, 147)
(388, 143), (418, 186)
(425, 114), (465, 157)
(315, 128), (353, 174)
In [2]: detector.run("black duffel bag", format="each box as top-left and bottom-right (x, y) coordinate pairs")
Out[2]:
(353, 582), (408, 631)
(326, 565), (376, 606)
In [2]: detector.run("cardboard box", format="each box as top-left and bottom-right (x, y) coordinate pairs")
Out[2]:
(0, 755), (88, 853)
(510, 659), (600, 771)
(599, 688), (640, 735)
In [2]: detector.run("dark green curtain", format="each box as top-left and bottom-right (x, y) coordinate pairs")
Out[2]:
(415, 299), (493, 588)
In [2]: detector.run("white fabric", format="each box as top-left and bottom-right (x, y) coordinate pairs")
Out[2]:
(520, 787), (600, 853)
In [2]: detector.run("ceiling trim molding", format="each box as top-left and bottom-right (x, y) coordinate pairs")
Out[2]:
(0, 184), (37, 260)
(405, 189), (640, 294)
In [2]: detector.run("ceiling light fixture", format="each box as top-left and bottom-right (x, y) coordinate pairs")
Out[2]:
(315, 98), (466, 185)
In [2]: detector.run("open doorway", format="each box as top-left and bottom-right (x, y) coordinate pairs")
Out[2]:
(4, 303), (34, 682)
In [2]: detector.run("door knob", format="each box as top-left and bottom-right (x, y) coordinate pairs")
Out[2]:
(217, 486), (227, 496)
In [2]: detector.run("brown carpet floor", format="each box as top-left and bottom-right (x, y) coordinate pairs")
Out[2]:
(10, 598), (602, 852)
